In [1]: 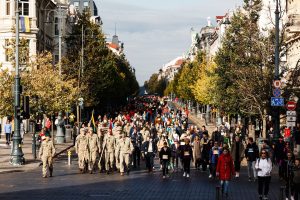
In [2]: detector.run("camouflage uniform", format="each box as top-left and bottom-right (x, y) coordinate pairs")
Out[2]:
(75, 130), (89, 172)
(39, 137), (56, 178)
(117, 134), (134, 174)
(104, 133), (116, 172)
(87, 131), (100, 173)
(97, 123), (108, 172)
(113, 125), (122, 169)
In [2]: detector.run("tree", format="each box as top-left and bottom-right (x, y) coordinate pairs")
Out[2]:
(63, 11), (138, 109)
(0, 68), (14, 117)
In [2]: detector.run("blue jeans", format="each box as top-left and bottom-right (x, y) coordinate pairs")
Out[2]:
(220, 180), (229, 194)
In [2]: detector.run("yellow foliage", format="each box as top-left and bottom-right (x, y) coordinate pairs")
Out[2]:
(191, 61), (218, 105)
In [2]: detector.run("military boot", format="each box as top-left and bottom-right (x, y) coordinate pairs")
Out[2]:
(49, 167), (53, 177)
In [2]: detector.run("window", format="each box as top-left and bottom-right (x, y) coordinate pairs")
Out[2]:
(73, 1), (79, 9)
(18, 0), (29, 16)
(54, 17), (59, 36)
(6, 0), (10, 15)
(83, 1), (89, 8)
(4, 39), (10, 62)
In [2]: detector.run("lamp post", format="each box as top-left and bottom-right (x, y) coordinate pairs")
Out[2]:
(10, 1), (25, 165)
(273, 0), (280, 137)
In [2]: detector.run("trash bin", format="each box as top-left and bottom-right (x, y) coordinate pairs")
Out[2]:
(65, 125), (72, 143)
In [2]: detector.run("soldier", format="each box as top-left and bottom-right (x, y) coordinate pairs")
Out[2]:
(39, 132), (55, 178)
(117, 132), (134, 176)
(98, 121), (108, 172)
(104, 128), (116, 174)
(75, 128), (89, 173)
(87, 128), (100, 174)
(113, 121), (122, 170)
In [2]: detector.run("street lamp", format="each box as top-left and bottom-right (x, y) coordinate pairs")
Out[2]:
(273, 0), (280, 137)
(10, 0), (25, 165)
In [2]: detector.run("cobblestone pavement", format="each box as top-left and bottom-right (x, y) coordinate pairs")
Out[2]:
(0, 155), (283, 200)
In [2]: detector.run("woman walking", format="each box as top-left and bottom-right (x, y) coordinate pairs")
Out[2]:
(180, 138), (193, 178)
(255, 150), (273, 200)
(216, 147), (235, 198)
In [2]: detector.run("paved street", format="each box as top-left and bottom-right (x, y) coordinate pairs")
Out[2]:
(0, 155), (282, 200)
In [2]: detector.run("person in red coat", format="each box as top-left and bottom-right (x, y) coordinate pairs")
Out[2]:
(216, 147), (235, 198)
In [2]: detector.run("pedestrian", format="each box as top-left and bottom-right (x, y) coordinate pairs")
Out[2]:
(39, 132), (55, 178)
(131, 127), (143, 168)
(159, 141), (172, 179)
(200, 134), (211, 172)
(193, 135), (202, 170)
(283, 151), (295, 200)
(216, 147), (235, 198)
(4, 119), (12, 145)
(142, 136), (157, 172)
(75, 128), (89, 173)
(275, 137), (286, 180)
(116, 132), (134, 176)
(230, 135), (245, 178)
(255, 149), (272, 200)
(245, 137), (259, 181)
(170, 139), (180, 171)
(87, 128), (100, 174)
(180, 138), (193, 178)
(209, 141), (222, 178)
(292, 158), (300, 199)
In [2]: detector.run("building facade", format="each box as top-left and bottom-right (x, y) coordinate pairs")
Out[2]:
(0, 0), (38, 70)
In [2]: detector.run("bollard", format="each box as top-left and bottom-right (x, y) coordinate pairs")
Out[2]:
(215, 185), (221, 200)
(68, 150), (72, 166)
(280, 186), (285, 200)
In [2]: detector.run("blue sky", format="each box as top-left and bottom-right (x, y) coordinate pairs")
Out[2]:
(95, 0), (243, 85)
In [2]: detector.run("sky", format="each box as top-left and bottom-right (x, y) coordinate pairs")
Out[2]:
(95, 0), (243, 85)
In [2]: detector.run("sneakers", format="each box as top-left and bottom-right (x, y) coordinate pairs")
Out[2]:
(183, 172), (186, 177)
(248, 177), (251, 182)
(163, 176), (166, 179)
(263, 196), (268, 200)
(235, 172), (239, 178)
(291, 196), (295, 200)
(186, 174), (190, 178)
(209, 174), (212, 178)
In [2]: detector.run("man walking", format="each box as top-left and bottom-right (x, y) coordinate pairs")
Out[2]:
(245, 137), (259, 181)
(104, 128), (116, 174)
(75, 128), (89, 173)
(87, 128), (100, 174)
(39, 133), (55, 178)
(117, 132), (134, 176)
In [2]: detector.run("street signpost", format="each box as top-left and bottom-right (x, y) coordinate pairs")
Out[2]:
(273, 80), (281, 88)
(286, 121), (296, 128)
(271, 97), (285, 106)
(273, 88), (281, 97)
(286, 111), (296, 116)
(286, 101), (297, 111)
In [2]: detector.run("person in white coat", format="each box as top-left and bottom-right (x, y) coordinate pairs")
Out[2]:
(255, 150), (272, 200)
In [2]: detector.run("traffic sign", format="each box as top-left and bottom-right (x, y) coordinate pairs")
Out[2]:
(273, 80), (282, 88)
(273, 88), (281, 97)
(286, 121), (296, 128)
(286, 101), (297, 111)
(287, 111), (297, 116)
(271, 97), (284, 106)
(287, 116), (297, 122)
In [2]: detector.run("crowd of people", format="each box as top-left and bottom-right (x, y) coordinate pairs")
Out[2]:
(37, 95), (300, 200)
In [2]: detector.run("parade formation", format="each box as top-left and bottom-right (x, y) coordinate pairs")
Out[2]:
(34, 96), (300, 200)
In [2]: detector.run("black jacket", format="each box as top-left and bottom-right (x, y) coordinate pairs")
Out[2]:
(245, 143), (259, 162)
(180, 144), (193, 160)
(142, 140), (157, 154)
(159, 147), (172, 162)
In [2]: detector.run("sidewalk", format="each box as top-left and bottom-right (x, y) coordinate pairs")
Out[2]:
(0, 133), (73, 174)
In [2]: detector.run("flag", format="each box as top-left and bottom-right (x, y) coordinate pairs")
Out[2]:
(89, 109), (96, 132)
(20, 16), (30, 32)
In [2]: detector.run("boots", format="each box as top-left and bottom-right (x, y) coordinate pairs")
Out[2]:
(49, 167), (53, 177)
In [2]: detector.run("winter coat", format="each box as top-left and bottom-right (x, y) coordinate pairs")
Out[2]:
(193, 140), (202, 160)
(216, 153), (235, 181)
(230, 141), (245, 162)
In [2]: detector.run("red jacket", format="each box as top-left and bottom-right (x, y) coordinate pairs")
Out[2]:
(216, 153), (235, 181)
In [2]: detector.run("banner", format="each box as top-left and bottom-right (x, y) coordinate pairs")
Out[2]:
(20, 16), (30, 32)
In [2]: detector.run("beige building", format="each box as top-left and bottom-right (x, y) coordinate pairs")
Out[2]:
(286, 0), (300, 70)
